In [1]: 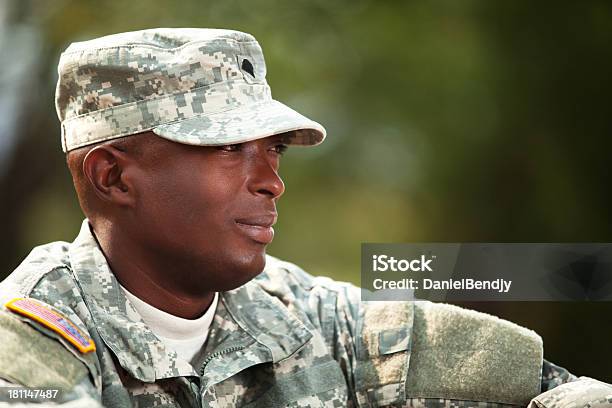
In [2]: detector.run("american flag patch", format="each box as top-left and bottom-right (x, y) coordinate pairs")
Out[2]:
(5, 298), (95, 353)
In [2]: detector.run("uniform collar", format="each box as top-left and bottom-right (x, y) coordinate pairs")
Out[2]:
(219, 279), (313, 363)
(68, 220), (312, 383)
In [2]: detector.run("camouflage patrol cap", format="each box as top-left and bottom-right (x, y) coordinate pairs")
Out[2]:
(55, 28), (326, 152)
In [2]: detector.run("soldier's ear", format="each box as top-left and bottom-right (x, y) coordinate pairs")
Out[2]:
(82, 145), (136, 207)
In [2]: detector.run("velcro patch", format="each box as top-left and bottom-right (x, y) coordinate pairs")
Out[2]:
(5, 298), (95, 354)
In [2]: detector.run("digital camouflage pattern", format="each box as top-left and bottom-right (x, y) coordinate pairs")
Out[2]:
(1, 220), (608, 407)
(540, 361), (578, 393)
(4, 26), (604, 408)
(55, 28), (325, 152)
(527, 377), (612, 408)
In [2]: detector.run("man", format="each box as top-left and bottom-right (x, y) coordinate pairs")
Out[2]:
(0, 28), (610, 407)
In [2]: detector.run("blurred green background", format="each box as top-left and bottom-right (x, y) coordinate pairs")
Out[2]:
(1, 0), (610, 380)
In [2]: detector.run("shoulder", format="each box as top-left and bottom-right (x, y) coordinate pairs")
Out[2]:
(255, 256), (544, 343)
(0, 300), (98, 398)
(0, 243), (98, 371)
(255, 255), (359, 300)
(0, 240), (72, 302)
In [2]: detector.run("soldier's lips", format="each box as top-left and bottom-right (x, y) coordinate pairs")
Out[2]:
(235, 215), (277, 244)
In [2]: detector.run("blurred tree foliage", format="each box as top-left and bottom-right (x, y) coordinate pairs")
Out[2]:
(0, 0), (610, 380)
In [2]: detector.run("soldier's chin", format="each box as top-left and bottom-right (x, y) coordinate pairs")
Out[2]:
(213, 251), (267, 291)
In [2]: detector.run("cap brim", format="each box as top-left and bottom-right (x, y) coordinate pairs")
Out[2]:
(151, 99), (325, 147)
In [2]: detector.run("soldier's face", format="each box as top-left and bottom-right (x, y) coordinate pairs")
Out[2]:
(130, 134), (287, 291)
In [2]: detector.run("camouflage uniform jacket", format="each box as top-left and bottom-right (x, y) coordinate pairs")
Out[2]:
(0, 220), (610, 407)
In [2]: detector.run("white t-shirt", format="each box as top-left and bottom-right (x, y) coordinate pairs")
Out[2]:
(121, 286), (218, 363)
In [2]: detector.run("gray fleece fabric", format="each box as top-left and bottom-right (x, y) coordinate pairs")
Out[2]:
(405, 301), (543, 405)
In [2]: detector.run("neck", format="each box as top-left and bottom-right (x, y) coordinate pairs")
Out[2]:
(91, 222), (215, 319)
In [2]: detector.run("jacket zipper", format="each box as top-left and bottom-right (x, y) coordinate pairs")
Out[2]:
(199, 345), (245, 376)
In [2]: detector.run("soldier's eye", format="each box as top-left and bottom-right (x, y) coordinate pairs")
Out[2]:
(272, 144), (288, 156)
